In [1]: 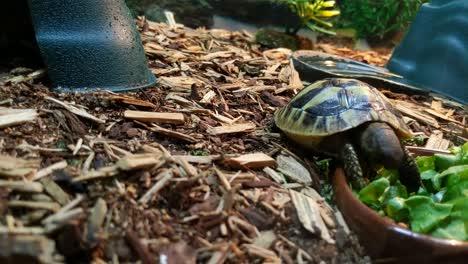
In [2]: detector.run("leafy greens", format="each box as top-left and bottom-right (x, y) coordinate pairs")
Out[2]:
(357, 143), (468, 241)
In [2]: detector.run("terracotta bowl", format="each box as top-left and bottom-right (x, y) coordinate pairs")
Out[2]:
(333, 167), (468, 263)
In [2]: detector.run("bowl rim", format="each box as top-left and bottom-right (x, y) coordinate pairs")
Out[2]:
(332, 167), (468, 260)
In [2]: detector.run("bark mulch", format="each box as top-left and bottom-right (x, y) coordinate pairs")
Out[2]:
(0, 17), (466, 264)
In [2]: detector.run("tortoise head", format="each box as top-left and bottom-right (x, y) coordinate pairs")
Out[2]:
(357, 122), (404, 169)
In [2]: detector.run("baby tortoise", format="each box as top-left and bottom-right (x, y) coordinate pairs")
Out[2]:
(274, 78), (422, 192)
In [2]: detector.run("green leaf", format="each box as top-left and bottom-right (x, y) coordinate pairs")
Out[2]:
(384, 182), (408, 201)
(443, 165), (468, 187)
(385, 197), (409, 222)
(305, 22), (336, 35)
(358, 177), (390, 209)
(442, 180), (468, 203)
(461, 142), (468, 154)
(434, 154), (459, 171)
(405, 196), (453, 233)
(430, 219), (467, 241)
(430, 165), (468, 191)
(378, 168), (399, 184)
(416, 156), (435, 172)
(416, 185), (430, 196)
(420, 169), (438, 193)
(436, 143), (468, 171)
(450, 197), (468, 221)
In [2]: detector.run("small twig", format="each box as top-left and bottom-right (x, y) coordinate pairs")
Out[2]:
(8, 200), (60, 212)
(33, 160), (68, 181)
(109, 145), (133, 157)
(135, 121), (196, 143)
(82, 151), (95, 172)
(0, 226), (45, 235)
(406, 146), (452, 156)
(72, 138), (83, 155)
(45, 96), (105, 124)
(138, 170), (174, 204)
(17, 140), (66, 153)
(73, 165), (119, 182)
(214, 166), (232, 191)
(42, 195), (84, 224)
(174, 156), (198, 177)
(43, 207), (84, 226)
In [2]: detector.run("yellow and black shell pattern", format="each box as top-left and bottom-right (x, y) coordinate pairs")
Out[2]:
(274, 78), (411, 149)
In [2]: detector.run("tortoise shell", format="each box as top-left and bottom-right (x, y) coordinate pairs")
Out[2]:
(274, 78), (411, 151)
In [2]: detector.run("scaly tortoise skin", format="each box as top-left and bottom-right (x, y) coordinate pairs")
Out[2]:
(274, 78), (421, 191)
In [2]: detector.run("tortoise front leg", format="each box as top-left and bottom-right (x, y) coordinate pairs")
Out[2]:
(398, 147), (422, 193)
(341, 143), (366, 190)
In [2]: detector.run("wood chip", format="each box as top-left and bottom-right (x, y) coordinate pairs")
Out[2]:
(172, 155), (220, 164)
(301, 187), (336, 229)
(159, 76), (203, 90)
(289, 190), (334, 244)
(263, 167), (286, 184)
(202, 51), (235, 61)
(424, 108), (463, 126)
(207, 122), (256, 135)
(8, 201), (60, 212)
(0, 180), (43, 193)
(124, 110), (185, 124)
(288, 59), (303, 90)
(200, 90), (217, 104)
(209, 111), (236, 125)
(117, 153), (164, 171)
(253, 230), (277, 249)
(206, 244), (229, 264)
(109, 94), (157, 108)
(425, 132), (451, 150)
(0, 107), (38, 128)
(393, 100), (440, 128)
(289, 190), (335, 244)
(87, 198), (107, 236)
(0, 155), (39, 178)
(243, 244), (280, 263)
(225, 153), (276, 169)
(5, 69), (46, 84)
(276, 155), (312, 184)
(39, 177), (71, 206)
(125, 229), (155, 264)
(0, 235), (57, 263)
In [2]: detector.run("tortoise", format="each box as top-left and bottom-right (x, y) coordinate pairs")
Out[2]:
(274, 78), (422, 192)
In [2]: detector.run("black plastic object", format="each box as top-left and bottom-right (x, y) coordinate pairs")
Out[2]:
(27, 0), (156, 92)
(292, 50), (428, 96)
(387, 0), (468, 105)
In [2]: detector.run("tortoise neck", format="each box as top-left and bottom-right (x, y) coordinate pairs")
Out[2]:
(356, 122), (404, 169)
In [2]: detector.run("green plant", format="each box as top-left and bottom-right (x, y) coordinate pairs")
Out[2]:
(339, 0), (429, 39)
(356, 142), (468, 241)
(274, 0), (341, 35)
